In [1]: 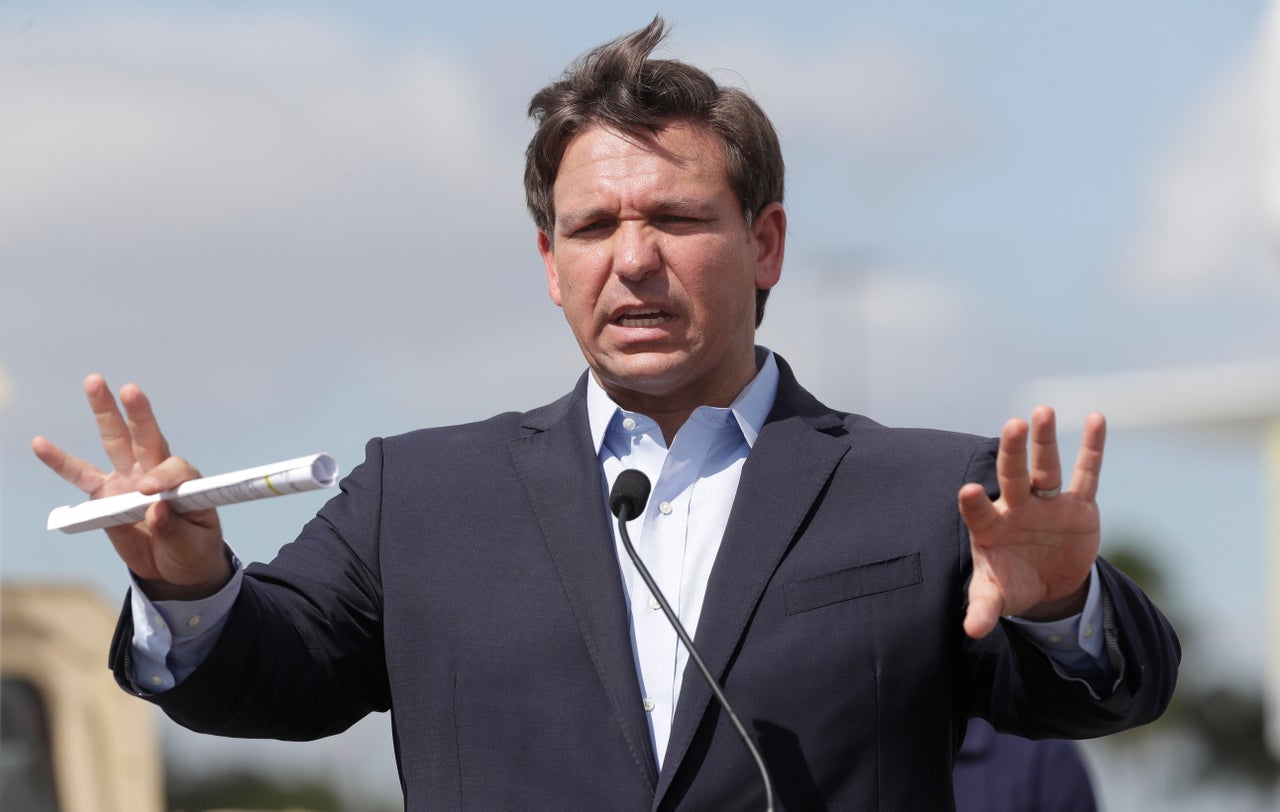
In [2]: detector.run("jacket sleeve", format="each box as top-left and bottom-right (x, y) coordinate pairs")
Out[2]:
(109, 437), (393, 741)
(958, 438), (1182, 739)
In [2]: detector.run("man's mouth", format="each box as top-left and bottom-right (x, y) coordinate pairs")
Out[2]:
(616, 309), (673, 328)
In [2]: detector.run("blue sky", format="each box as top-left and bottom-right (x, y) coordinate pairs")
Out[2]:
(2, 2), (1278, 807)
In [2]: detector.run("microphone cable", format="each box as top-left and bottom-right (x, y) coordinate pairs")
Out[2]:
(609, 469), (775, 812)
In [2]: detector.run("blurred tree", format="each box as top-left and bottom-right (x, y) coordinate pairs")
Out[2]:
(1101, 535), (1280, 791)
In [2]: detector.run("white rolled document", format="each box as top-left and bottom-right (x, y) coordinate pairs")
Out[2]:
(47, 453), (339, 534)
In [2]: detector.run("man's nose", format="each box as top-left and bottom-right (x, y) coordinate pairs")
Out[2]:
(612, 224), (661, 281)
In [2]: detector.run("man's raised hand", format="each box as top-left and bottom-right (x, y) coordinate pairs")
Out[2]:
(32, 374), (230, 599)
(958, 406), (1105, 639)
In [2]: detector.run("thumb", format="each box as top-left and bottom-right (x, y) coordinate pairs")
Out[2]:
(964, 577), (1004, 639)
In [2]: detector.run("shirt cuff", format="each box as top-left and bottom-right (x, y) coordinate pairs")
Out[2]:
(128, 549), (244, 692)
(1003, 563), (1107, 672)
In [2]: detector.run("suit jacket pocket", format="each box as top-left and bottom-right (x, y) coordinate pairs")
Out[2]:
(784, 553), (922, 615)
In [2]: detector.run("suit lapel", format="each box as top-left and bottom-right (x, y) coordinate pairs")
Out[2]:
(655, 365), (850, 801)
(507, 382), (661, 790)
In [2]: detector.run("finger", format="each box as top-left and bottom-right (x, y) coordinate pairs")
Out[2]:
(1067, 412), (1107, 502)
(85, 374), (136, 474)
(964, 577), (1003, 639)
(136, 455), (202, 494)
(31, 435), (107, 494)
(1028, 405), (1062, 492)
(120, 383), (172, 470)
(957, 482), (1000, 538)
(995, 417), (1031, 506)
(147, 497), (219, 534)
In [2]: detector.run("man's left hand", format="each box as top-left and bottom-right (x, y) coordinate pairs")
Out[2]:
(958, 405), (1105, 639)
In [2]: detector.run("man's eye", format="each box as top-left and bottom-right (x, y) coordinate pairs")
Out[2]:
(657, 214), (700, 226)
(571, 221), (608, 237)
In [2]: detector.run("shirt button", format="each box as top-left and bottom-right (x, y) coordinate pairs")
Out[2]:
(187, 614), (202, 628)
(149, 674), (164, 686)
(658, 501), (673, 515)
(1048, 634), (1063, 644)
(1084, 623), (1095, 639)
(642, 698), (656, 712)
(152, 614), (166, 629)
(648, 596), (661, 611)
(622, 417), (637, 431)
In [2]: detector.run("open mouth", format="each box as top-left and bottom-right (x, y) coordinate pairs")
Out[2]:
(616, 310), (674, 328)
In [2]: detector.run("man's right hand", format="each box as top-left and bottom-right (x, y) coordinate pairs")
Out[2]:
(32, 374), (230, 601)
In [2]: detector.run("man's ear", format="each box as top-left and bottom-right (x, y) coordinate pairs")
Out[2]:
(538, 231), (563, 306)
(751, 202), (787, 292)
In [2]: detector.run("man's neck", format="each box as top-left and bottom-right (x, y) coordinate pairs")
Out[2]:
(593, 357), (765, 445)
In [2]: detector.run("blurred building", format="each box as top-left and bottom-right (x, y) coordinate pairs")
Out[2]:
(0, 356), (12, 411)
(1265, 0), (1280, 760)
(1026, 362), (1280, 756)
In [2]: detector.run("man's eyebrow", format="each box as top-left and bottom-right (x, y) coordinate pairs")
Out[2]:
(555, 206), (614, 231)
(652, 196), (715, 214)
(556, 197), (719, 229)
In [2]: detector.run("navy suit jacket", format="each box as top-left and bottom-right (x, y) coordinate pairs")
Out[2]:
(110, 354), (1179, 810)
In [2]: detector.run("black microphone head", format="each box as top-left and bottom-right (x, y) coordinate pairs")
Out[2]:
(609, 469), (651, 520)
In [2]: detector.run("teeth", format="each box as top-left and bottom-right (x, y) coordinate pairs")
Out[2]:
(619, 312), (670, 327)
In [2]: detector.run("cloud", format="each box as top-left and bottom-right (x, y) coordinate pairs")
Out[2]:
(1118, 24), (1279, 299)
(0, 13), (996, 445)
(759, 258), (1002, 432)
(0, 13), (549, 421)
(688, 32), (980, 177)
(1, 16), (508, 249)
(0, 13), (565, 588)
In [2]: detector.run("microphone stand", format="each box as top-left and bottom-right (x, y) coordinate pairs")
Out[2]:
(614, 500), (776, 812)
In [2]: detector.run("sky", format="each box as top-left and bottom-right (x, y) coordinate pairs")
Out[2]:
(2, 1), (1279, 808)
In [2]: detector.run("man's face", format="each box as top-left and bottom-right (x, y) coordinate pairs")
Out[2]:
(538, 122), (785, 417)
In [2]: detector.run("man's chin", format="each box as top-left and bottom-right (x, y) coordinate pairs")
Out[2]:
(592, 352), (690, 396)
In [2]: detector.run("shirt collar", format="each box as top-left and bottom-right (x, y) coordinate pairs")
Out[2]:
(586, 349), (779, 454)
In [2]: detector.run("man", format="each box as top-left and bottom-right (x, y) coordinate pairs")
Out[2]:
(34, 18), (1178, 810)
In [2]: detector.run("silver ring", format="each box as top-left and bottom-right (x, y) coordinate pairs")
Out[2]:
(1031, 485), (1062, 499)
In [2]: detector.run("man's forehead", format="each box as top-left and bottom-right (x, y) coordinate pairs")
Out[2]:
(552, 122), (730, 200)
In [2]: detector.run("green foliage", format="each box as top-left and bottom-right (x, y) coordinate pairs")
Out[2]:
(1100, 541), (1167, 602)
(1183, 686), (1280, 787)
(1102, 538), (1280, 791)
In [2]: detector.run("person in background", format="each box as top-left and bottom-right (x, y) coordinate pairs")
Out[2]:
(954, 718), (1100, 812)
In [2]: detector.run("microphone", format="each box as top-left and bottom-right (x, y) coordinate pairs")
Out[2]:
(609, 469), (775, 812)
(609, 469), (652, 525)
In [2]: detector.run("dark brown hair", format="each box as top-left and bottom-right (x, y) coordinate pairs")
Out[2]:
(525, 16), (785, 325)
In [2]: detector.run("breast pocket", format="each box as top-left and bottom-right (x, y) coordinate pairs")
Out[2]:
(783, 553), (922, 615)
